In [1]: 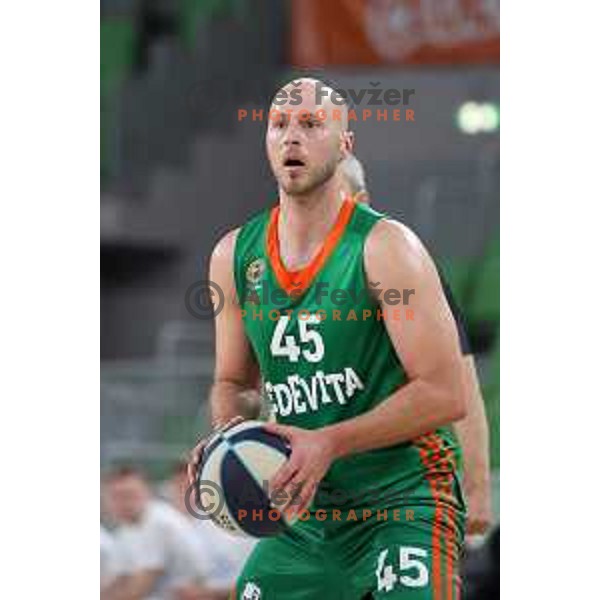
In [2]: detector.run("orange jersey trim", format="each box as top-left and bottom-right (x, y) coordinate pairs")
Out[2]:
(266, 197), (356, 297)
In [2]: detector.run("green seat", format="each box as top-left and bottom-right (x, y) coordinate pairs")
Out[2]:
(467, 236), (500, 326)
(101, 18), (136, 177)
(163, 414), (203, 447)
(436, 258), (474, 311)
(101, 18), (136, 94)
(179, 0), (251, 47)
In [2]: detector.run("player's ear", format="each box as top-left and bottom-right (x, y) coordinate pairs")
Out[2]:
(340, 130), (354, 158)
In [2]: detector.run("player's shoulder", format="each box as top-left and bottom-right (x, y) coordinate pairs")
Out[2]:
(364, 217), (439, 288)
(209, 229), (240, 284)
(212, 227), (241, 264)
(365, 217), (430, 267)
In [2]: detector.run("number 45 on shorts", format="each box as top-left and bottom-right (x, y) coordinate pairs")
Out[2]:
(376, 546), (429, 593)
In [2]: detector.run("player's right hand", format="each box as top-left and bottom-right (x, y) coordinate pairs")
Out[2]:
(186, 415), (246, 492)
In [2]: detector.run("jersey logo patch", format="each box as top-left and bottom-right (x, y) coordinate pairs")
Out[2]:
(242, 581), (262, 600)
(246, 258), (266, 285)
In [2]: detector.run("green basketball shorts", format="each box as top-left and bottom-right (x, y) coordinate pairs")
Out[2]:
(233, 467), (466, 599)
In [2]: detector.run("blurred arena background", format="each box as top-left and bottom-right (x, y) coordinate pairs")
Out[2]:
(100, 0), (499, 596)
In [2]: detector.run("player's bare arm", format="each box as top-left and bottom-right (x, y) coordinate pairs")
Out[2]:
(455, 356), (493, 534)
(340, 155), (492, 534)
(187, 228), (263, 487)
(208, 228), (262, 426)
(266, 219), (468, 513)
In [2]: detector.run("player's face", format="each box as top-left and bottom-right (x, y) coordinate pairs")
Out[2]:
(266, 85), (345, 196)
(106, 475), (149, 523)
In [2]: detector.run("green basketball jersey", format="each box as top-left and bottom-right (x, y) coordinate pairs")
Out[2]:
(233, 200), (460, 508)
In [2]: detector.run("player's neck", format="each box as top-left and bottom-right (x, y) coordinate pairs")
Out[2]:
(277, 179), (346, 269)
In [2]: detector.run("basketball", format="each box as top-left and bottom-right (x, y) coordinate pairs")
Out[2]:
(198, 420), (297, 538)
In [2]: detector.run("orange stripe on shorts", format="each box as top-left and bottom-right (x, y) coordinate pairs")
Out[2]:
(416, 435), (444, 600)
(416, 434), (461, 600)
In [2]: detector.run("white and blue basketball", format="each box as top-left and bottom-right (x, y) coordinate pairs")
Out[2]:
(197, 420), (296, 538)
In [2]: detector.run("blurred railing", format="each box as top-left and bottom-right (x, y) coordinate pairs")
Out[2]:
(101, 357), (212, 476)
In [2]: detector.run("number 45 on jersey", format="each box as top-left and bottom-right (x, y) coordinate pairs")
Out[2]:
(270, 315), (325, 363)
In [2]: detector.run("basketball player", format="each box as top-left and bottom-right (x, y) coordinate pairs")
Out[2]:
(338, 155), (492, 538)
(190, 78), (469, 599)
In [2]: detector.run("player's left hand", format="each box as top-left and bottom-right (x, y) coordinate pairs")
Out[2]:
(465, 484), (493, 536)
(263, 422), (337, 516)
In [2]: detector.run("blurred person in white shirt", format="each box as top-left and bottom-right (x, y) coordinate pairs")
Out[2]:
(103, 465), (220, 600)
(168, 461), (257, 594)
(101, 524), (123, 594)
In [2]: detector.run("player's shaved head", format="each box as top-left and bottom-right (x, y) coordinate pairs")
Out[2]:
(271, 77), (350, 131)
(266, 77), (354, 197)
